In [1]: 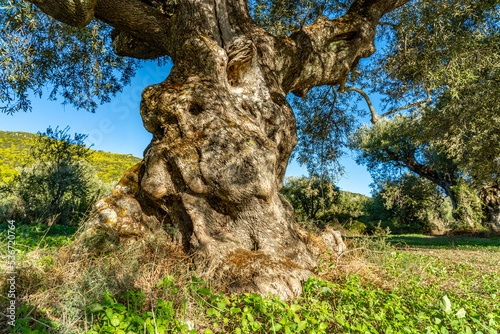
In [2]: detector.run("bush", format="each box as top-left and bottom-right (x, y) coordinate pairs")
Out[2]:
(343, 219), (368, 235)
(368, 174), (453, 234)
(0, 126), (114, 225)
(280, 175), (340, 222)
(6, 160), (113, 225)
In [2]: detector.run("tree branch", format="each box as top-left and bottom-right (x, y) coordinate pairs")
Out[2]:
(278, 0), (412, 96)
(27, 0), (97, 28)
(347, 0), (411, 23)
(94, 0), (170, 37)
(379, 21), (398, 28)
(28, 0), (173, 58)
(111, 29), (169, 59)
(344, 87), (431, 124)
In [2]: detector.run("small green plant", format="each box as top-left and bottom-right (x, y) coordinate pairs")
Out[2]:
(86, 290), (190, 334)
(6, 302), (59, 333)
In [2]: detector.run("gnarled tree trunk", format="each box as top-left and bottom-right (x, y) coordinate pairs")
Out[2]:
(29, 0), (409, 299)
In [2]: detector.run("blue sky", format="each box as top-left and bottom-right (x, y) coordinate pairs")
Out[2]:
(0, 61), (375, 196)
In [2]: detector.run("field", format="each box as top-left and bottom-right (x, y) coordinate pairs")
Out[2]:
(0, 226), (498, 334)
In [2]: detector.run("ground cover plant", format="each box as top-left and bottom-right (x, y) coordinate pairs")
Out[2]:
(1, 226), (498, 334)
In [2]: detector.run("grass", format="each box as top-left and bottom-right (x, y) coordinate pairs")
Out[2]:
(384, 234), (500, 250)
(0, 227), (499, 334)
(0, 224), (78, 252)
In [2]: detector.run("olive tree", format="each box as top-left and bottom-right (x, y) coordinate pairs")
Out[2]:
(351, 115), (484, 228)
(2, 0), (410, 298)
(284, 0), (498, 232)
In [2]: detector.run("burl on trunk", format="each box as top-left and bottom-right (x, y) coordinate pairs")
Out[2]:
(29, 0), (409, 299)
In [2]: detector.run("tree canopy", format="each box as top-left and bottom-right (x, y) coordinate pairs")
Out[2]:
(0, 1), (144, 114)
(351, 114), (483, 227)
(289, 0), (499, 179)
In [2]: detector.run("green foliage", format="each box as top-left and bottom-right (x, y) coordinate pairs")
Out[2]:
(249, 0), (351, 37)
(359, 0), (500, 191)
(342, 219), (368, 235)
(86, 270), (500, 334)
(350, 114), (455, 186)
(87, 276), (338, 334)
(370, 173), (453, 233)
(449, 182), (484, 230)
(0, 131), (36, 183)
(0, 127), (114, 225)
(334, 191), (372, 219)
(280, 175), (379, 235)
(374, 0), (499, 103)
(0, 0), (141, 114)
(351, 115), (484, 229)
(280, 175), (340, 222)
(5, 302), (60, 333)
(0, 223), (77, 253)
(86, 289), (191, 334)
(289, 86), (356, 178)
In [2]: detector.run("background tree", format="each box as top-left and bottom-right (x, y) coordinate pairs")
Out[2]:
(2, 0), (412, 298)
(370, 173), (452, 233)
(2, 127), (109, 225)
(351, 115), (483, 228)
(280, 175), (340, 222)
(372, 0), (499, 232)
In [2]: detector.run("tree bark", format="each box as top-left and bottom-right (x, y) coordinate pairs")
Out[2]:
(481, 185), (500, 233)
(28, 0), (409, 298)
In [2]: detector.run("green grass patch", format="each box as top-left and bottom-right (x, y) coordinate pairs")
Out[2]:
(83, 273), (499, 334)
(0, 223), (77, 252)
(385, 234), (500, 250)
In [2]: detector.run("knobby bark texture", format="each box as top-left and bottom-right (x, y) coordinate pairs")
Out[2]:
(30, 0), (409, 299)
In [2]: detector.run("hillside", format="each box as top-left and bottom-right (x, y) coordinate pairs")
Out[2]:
(0, 131), (141, 183)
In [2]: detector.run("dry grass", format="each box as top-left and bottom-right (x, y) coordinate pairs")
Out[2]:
(0, 229), (209, 333)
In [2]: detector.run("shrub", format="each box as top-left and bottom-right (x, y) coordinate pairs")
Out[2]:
(0, 126), (114, 225)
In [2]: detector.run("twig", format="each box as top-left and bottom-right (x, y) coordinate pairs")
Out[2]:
(151, 245), (159, 283)
(193, 290), (224, 312)
(151, 301), (158, 334)
(63, 315), (83, 334)
(23, 293), (50, 319)
(36, 215), (60, 251)
(334, 247), (365, 267)
(343, 86), (431, 124)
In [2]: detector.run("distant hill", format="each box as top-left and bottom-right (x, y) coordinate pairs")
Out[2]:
(0, 131), (141, 183)
(340, 190), (372, 201)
